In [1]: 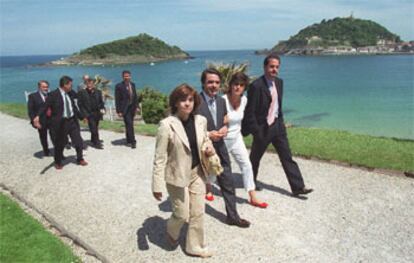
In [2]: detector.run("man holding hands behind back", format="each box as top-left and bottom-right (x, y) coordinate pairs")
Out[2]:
(78, 78), (105, 149)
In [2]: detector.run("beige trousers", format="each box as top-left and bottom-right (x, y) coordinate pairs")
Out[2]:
(166, 166), (207, 255)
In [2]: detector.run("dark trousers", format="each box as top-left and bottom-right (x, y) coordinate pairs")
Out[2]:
(54, 118), (84, 165)
(250, 119), (305, 192)
(123, 106), (136, 144)
(87, 113), (101, 144)
(214, 141), (240, 222)
(37, 127), (52, 153)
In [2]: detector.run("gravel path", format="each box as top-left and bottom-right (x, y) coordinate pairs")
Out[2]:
(0, 113), (413, 263)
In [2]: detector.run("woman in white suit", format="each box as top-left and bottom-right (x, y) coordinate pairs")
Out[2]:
(152, 83), (214, 258)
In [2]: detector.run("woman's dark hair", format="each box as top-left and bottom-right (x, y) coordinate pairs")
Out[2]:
(227, 72), (249, 94)
(169, 83), (201, 114)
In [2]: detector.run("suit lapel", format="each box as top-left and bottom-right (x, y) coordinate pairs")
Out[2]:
(35, 92), (43, 104)
(261, 76), (272, 100)
(200, 92), (217, 130)
(194, 115), (204, 150)
(169, 116), (190, 150)
(55, 89), (64, 115)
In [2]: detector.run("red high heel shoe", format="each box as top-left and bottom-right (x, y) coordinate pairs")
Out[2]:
(205, 193), (214, 201)
(249, 200), (268, 208)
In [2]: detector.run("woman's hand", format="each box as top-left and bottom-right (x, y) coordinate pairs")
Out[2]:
(153, 192), (162, 201)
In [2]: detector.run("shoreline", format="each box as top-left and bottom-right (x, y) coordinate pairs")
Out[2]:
(41, 55), (193, 67)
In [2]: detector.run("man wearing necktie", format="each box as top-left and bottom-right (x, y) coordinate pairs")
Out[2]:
(197, 68), (250, 228)
(34, 76), (87, 170)
(27, 80), (53, 156)
(115, 70), (139, 149)
(242, 54), (313, 197)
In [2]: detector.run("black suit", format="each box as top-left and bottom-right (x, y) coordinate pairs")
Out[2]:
(242, 75), (305, 192)
(27, 91), (53, 154)
(39, 88), (84, 165)
(198, 92), (241, 222)
(78, 88), (105, 145)
(115, 81), (138, 144)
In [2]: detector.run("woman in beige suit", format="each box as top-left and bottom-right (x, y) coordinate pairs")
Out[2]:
(152, 83), (214, 258)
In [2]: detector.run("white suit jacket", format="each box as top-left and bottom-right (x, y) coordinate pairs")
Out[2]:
(152, 114), (211, 193)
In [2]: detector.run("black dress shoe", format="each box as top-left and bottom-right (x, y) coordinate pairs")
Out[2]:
(43, 150), (50, 156)
(93, 143), (104, 149)
(292, 187), (313, 196)
(131, 143), (136, 149)
(226, 218), (250, 228)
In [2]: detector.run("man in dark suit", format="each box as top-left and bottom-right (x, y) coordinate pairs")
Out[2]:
(115, 70), (139, 149)
(78, 78), (105, 149)
(197, 68), (250, 228)
(242, 54), (313, 196)
(27, 80), (53, 156)
(34, 76), (87, 170)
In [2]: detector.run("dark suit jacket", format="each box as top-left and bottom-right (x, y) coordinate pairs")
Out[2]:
(115, 81), (138, 115)
(38, 89), (83, 131)
(197, 92), (230, 160)
(77, 88), (105, 118)
(28, 91), (48, 127)
(242, 75), (284, 136)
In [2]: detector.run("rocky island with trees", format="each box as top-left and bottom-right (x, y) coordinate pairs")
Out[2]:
(257, 16), (414, 56)
(48, 33), (191, 66)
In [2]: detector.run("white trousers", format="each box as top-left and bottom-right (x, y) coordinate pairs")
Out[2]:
(224, 134), (256, 192)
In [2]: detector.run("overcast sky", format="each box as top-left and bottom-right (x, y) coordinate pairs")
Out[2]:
(1, 0), (413, 55)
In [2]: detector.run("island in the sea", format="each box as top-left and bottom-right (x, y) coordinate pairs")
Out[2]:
(47, 33), (191, 66)
(257, 16), (414, 56)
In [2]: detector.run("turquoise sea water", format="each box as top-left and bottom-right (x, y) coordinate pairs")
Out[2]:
(0, 50), (413, 139)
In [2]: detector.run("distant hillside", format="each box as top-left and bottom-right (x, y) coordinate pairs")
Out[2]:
(49, 33), (190, 65)
(264, 17), (402, 55)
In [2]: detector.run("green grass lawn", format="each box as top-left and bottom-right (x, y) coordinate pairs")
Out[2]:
(0, 193), (80, 263)
(1, 102), (413, 172)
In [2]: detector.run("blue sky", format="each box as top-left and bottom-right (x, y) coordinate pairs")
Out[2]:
(1, 0), (413, 55)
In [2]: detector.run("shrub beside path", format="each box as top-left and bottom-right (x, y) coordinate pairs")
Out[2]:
(0, 113), (413, 263)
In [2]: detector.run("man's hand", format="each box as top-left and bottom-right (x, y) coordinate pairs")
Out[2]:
(153, 192), (162, 201)
(33, 116), (42, 129)
(117, 112), (123, 117)
(83, 118), (88, 124)
(208, 130), (223, 142)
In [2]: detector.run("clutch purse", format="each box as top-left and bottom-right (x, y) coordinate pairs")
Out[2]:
(200, 139), (223, 176)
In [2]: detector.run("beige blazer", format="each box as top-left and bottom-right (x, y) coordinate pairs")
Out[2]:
(152, 114), (211, 193)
